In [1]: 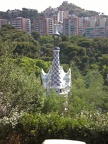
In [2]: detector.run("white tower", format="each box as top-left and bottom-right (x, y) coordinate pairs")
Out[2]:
(41, 27), (71, 94)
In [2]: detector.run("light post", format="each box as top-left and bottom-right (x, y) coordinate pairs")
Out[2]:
(53, 25), (60, 47)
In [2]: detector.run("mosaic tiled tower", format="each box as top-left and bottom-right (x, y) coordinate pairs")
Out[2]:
(41, 28), (71, 94)
(51, 47), (62, 89)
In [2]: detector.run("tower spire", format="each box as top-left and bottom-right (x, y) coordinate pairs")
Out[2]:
(41, 26), (71, 94)
(51, 28), (62, 92)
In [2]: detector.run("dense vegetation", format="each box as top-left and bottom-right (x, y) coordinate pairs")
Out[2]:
(0, 25), (108, 144)
(0, 8), (39, 20)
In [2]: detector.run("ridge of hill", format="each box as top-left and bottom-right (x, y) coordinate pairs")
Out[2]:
(58, 2), (99, 17)
(0, 1), (108, 20)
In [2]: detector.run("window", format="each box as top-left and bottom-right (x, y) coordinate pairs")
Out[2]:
(60, 89), (62, 93)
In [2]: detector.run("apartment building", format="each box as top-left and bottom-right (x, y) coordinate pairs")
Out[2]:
(86, 17), (106, 38)
(89, 17), (97, 27)
(105, 18), (108, 37)
(44, 18), (54, 35)
(63, 18), (69, 35)
(63, 16), (78, 36)
(32, 16), (45, 35)
(86, 27), (95, 39)
(26, 19), (31, 35)
(100, 17), (106, 27)
(52, 11), (65, 25)
(78, 17), (84, 35)
(33, 17), (54, 35)
(11, 17), (31, 35)
(63, 10), (69, 19)
(85, 17), (96, 38)
(52, 14), (58, 24)
(69, 17), (78, 36)
(83, 17), (90, 34)
(58, 11), (64, 23)
(105, 26), (108, 37)
(0, 19), (8, 29)
(95, 27), (105, 38)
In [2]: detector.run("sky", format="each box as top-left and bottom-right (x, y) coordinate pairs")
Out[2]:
(0, 0), (108, 15)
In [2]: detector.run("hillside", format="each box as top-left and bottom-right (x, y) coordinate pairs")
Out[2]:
(58, 1), (102, 17)
(0, 1), (107, 20)
(0, 8), (39, 20)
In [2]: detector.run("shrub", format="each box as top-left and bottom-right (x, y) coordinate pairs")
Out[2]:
(1, 112), (107, 144)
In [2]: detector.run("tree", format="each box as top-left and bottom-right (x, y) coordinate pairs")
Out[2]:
(0, 42), (45, 117)
(0, 24), (41, 58)
(61, 35), (69, 41)
(77, 39), (92, 48)
(68, 69), (107, 115)
(41, 90), (65, 114)
(31, 31), (40, 41)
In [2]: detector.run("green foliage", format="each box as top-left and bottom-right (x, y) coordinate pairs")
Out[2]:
(21, 8), (38, 20)
(31, 31), (40, 40)
(40, 43), (53, 59)
(61, 35), (69, 41)
(68, 69), (108, 114)
(0, 44), (45, 117)
(77, 39), (92, 48)
(0, 8), (39, 20)
(0, 64), (45, 116)
(41, 91), (65, 114)
(0, 29), (108, 144)
(0, 25), (107, 83)
(0, 24), (40, 58)
(39, 35), (53, 45)
(1, 112), (108, 144)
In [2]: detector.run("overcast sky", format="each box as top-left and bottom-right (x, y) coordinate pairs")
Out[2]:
(0, 0), (108, 15)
